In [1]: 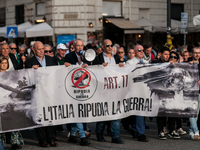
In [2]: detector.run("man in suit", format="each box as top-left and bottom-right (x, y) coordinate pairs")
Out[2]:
(125, 45), (149, 142)
(64, 38), (91, 146)
(65, 39), (90, 67)
(93, 39), (124, 144)
(25, 41), (58, 148)
(0, 43), (23, 70)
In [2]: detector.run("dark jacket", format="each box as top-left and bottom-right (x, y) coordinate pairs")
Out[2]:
(64, 51), (91, 65)
(92, 52), (120, 65)
(152, 58), (166, 64)
(25, 55), (57, 69)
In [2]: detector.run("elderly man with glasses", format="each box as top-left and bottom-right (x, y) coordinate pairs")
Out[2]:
(126, 45), (145, 65)
(125, 45), (148, 142)
(9, 43), (21, 65)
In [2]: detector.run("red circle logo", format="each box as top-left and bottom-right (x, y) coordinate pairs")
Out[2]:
(71, 68), (91, 89)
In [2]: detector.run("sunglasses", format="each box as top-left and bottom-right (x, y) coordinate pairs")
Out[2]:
(118, 51), (124, 54)
(170, 56), (177, 59)
(106, 44), (113, 48)
(138, 49), (144, 52)
(45, 50), (52, 53)
(11, 48), (17, 50)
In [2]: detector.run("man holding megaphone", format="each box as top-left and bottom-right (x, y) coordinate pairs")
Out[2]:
(64, 38), (91, 146)
(64, 38), (91, 68)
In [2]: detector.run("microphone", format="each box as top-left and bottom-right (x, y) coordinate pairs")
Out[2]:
(78, 49), (96, 62)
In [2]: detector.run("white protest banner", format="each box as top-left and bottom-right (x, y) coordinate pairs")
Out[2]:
(0, 63), (198, 132)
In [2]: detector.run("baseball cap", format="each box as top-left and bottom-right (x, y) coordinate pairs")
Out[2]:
(30, 41), (36, 46)
(56, 43), (68, 50)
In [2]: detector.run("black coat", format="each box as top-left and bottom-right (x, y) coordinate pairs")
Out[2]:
(152, 58), (165, 64)
(25, 55), (57, 69)
(8, 53), (23, 70)
(64, 51), (91, 65)
(92, 52), (120, 65)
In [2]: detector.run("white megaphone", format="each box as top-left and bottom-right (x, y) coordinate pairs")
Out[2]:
(78, 49), (96, 62)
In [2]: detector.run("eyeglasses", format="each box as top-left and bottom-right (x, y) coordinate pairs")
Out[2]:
(106, 44), (113, 48)
(10, 48), (17, 50)
(138, 49), (144, 52)
(44, 50), (52, 53)
(118, 51), (124, 54)
(170, 56), (177, 59)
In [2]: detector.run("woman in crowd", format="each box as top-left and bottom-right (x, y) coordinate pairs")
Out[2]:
(20, 53), (27, 68)
(69, 44), (75, 52)
(117, 47), (128, 63)
(0, 57), (24, 150)
(95, 46), (103, 56)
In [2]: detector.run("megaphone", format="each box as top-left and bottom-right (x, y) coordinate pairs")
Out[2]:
(78, 49), (96, 62)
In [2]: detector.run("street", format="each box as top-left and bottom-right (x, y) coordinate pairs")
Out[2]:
(4, 118), (200, 150)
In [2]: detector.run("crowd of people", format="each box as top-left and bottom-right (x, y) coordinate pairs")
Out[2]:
(0, 36), (200, 150)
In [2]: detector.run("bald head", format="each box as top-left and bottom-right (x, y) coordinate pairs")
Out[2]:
(34, 41), (43, 48)
(134, 45), (144, 60)
(34, 41), (44, 59)
(103, 39), (113, 55)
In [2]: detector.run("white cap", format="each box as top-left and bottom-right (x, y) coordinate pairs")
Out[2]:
(30, 41), (36, 46)
(56, 43), (68, 50)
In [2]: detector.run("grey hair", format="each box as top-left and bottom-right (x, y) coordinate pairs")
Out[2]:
(19, 45), (25, 50)
(0, 43), (8, 51)
(180, 46), (187, 52)
(74, 38), (83, 46)
(9, 43), (17, 52)
(44, 44), (52, 49)
(9, 43), (16, 48)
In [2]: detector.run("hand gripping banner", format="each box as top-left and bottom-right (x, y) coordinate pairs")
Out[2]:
(0, 63), (198, 132)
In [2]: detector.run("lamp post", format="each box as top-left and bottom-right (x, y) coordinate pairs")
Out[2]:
(165, 0), (173, 50)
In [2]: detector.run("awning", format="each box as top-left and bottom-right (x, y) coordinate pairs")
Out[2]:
(18, 22), (53, 38)
(0, 22), (32, 38)
(135, 18), (164, 33)
(193, 15), (200, 26)
(105, 18), (144, 34)
(17, 22), (32, 37)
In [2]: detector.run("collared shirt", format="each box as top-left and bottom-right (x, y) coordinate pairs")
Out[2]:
(103, 52), (116, 65)
(55, 55), (65, 65)
(35, 54), (46, 67)
(75, 51), (83, 66)
(135, 57), (144, 64)
(7, 57), (14, 71)
(126, 57), (144, 65)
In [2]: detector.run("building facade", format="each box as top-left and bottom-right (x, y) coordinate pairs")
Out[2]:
(0, 0), (200, 46)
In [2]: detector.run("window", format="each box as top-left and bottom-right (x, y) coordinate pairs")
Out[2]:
(171, 4), (184, 21)
(16, 5), (24, 25)
(36, 3), (45, 16)
(0, 7), (5, 27)
(102, 1), (122, 17)
(139, 8), (150, 19)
